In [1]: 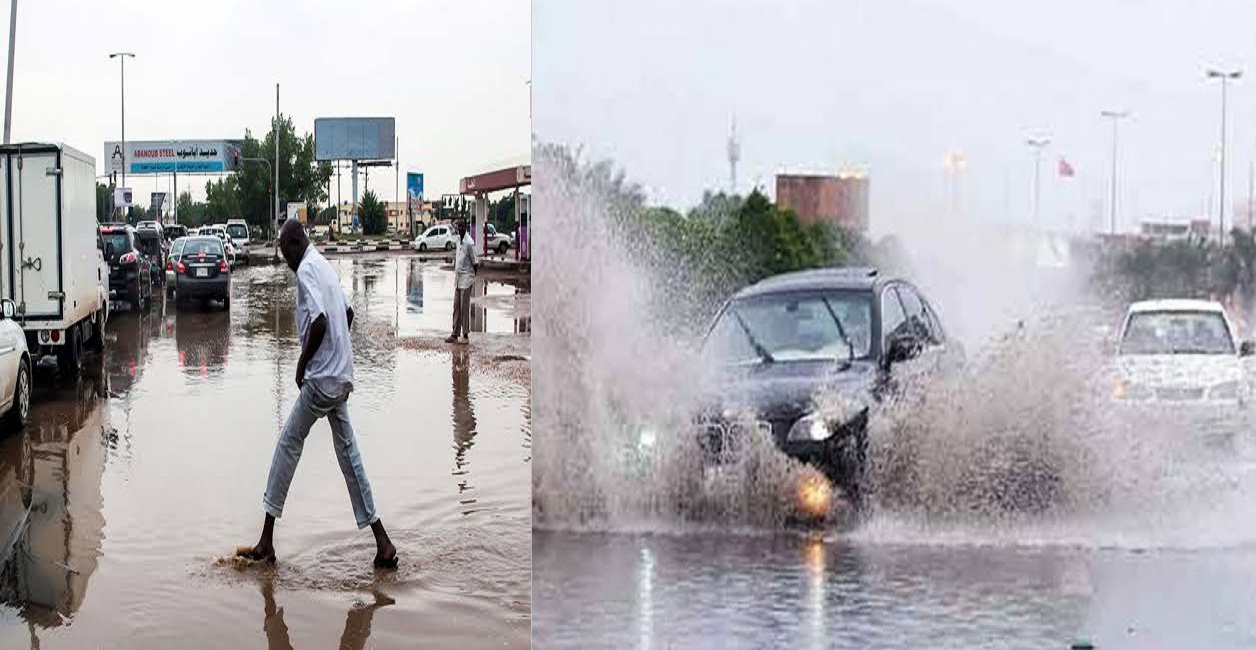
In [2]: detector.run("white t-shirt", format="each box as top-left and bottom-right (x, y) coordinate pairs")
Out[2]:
(296, 246), (354, 398)
(454, 233), (479, 290)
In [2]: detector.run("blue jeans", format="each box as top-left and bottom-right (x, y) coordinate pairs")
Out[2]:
(262, 382), (378, 529)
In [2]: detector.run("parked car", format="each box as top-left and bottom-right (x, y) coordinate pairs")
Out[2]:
(485, 224), (513, 254)
(173, 236), (231, 310)
(226, 219), (251, 265)
(164, 236), (188, 294)
(100, 224), (153, 312)
(0, 299), (31, 430)
(412, 224), (456, 252)
(634, 267), (964, 517)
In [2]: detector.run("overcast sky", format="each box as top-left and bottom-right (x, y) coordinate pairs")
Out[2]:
(535, 0), (1256, 235)
(5, 0), (529, 208)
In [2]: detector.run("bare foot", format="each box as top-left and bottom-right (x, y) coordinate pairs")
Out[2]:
(373, 541), (398, 570)
(237, 543), (277, 564)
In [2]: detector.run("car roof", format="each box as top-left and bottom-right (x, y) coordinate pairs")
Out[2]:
(1128, 299), (1225, 314)
(732, 267), (889, 300)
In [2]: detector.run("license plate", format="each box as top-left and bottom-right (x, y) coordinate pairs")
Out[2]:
(196, 268), (208, 278)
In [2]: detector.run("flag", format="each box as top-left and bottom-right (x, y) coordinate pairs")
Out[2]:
(1058, 158), (1075, 177)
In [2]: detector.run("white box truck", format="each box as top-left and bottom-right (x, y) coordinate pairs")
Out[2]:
(0, 143), (106, 375)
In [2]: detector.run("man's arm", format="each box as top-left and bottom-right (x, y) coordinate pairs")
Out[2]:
(346, 305), (355, 330)
(296, 313), (328, 387)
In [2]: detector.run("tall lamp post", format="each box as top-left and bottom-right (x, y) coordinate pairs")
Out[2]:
(1026, 136), (1051, 228)
(1207, 68), (1241, 243)
(1101, 110), (1130, 235)
(109, 52), (134, 220)
(3, 0), (17, 145)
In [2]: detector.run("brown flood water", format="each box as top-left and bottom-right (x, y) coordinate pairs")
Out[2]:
(0, 255), (531, 649)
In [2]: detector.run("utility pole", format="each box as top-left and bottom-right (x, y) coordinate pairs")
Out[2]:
(109, 52), (135, 220)
(274, 83), (279, 256)
(1101, 111), (1130, 235)
(1207, 68), (1242, 244)
(1027, 136), (1051, 229)
(3, 0), (17, 144)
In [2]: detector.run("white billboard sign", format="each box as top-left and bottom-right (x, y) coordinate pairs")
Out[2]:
(314, 117), (396, 161)
(104, 140), (241, 174)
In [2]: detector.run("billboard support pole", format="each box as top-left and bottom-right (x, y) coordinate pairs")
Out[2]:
(351, 159), (359, 234)
(274, 82), (279, 260)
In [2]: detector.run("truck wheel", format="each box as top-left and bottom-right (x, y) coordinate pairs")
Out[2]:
(3, 358), (30, 431)
(89, 313), (104, 353)
(498, 242), (508, 254)
(57, 326), (81, 376)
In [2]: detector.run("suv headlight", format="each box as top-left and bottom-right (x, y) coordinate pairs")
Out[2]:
(787, 414), (833, 442)
(1113, 379), (1153, 400)
(1209, 380), (1241, 400)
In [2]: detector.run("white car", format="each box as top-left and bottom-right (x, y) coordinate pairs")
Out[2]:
(484, 224), (513, 254)
(1113, 299), (1254, 408)
(226, 220), (251, 265)
(412, 224), (457, 252)
(0, 299), (31, 431)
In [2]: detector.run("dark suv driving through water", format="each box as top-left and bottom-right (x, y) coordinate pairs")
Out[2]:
(691, 267), (958, 510)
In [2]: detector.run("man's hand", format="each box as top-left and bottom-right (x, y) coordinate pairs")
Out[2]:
(295, 362), (305, 390)
(347, 306), (355, 330)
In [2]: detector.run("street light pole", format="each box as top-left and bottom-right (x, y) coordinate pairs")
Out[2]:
(1101, 110), (1130, 235)
(1026, 136), (1050, 229)
(109, 52), (134, 220)
(1207, 68), (1242, 243)
(3, 0), (17, 145)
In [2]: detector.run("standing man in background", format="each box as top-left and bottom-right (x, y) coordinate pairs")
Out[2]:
(447, 219), (479, 344)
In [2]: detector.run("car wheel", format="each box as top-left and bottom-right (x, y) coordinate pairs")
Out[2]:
(419, 243), (428, 252)
(222, 295), (230, 310)
(57, 325), (82, 376)
(497, 242), (508, 255)
(3, 358), (30, 431)
(444, 241), (453, 251)
(89, 312), (104, 353)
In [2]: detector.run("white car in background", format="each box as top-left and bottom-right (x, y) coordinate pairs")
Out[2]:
(1113, 299), (1255, 409)
(484, 224), (513, 254)
(226, 220), (251, 265)
(412, 224), (457, 252)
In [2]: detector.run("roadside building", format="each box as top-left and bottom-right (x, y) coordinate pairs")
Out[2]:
(775, 171), (869, 232)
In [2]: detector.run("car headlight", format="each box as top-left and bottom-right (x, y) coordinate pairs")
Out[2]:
(787, 414), (833, 442)
(1209, 380), (1241, 400)
(1112, 379), (1153, 400)
(637, 426), (658, 451)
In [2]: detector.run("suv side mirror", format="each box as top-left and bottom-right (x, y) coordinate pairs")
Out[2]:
(1242, 340), (1255, 357)
(2, 299), (16, 320)
(885, 333), (922, 367)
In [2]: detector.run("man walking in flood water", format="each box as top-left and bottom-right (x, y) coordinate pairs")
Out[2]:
(239, 218), (398, 569)
(446, 219), (479, 344)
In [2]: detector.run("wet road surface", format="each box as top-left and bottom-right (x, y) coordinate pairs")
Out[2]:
(0, 255), (531, 649)
(533, 530), (1256, 649)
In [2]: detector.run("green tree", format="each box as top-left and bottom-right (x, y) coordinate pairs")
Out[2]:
(359, 190), (386, 236)
(96, 183), (113, 223)
(234, 115), (333, 240)
(205, 177), (242, 224)
(175, 190), (209, 228)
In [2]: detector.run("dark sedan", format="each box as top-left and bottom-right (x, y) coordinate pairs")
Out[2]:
(173, 236), (230, 310)
(690, 267), (960, 513)
(100, 224), (153, 312)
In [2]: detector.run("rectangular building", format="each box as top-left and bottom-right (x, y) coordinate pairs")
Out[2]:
(775, 172), (869, 232)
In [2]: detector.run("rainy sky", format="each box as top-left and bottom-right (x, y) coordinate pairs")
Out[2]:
(6, 0), (530, 205)
(535, 0), (1256, 236)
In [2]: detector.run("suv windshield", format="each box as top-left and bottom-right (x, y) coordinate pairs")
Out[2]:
(227, 224), (248, 240)
(1120, 310), (1235, 355)
(703, 291), (873, 364)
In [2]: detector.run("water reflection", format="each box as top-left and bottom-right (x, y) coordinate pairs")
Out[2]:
(258, 574), (395, 650)
(0, 373), (109, 639)
(104, 311), (161, 397)
(451, 349), (478, 515)
(175, 310), (232, 377)
(406, 258), (425, 314)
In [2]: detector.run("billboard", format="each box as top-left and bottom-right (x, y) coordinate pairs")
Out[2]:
(406, 172), (424, 217)
(286, 202), (307, 225)
(114, 187), (132, 209)
(314, 117), (396, 161)
(104, 140), (241, 174)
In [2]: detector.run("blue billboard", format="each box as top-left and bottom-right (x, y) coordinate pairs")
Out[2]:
(407, 173), (424, 216)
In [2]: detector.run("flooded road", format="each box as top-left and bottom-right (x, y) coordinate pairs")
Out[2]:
(0, 255), (531, 649)
(533, 531), (1256, 648)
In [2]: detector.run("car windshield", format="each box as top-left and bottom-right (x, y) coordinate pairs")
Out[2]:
(227, 225), (247, 239)
(102, 232), (132, 254)
(1120, 310), (1235, 355)
(183, 238), (224, 256)
(703, 291), (873, 364)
